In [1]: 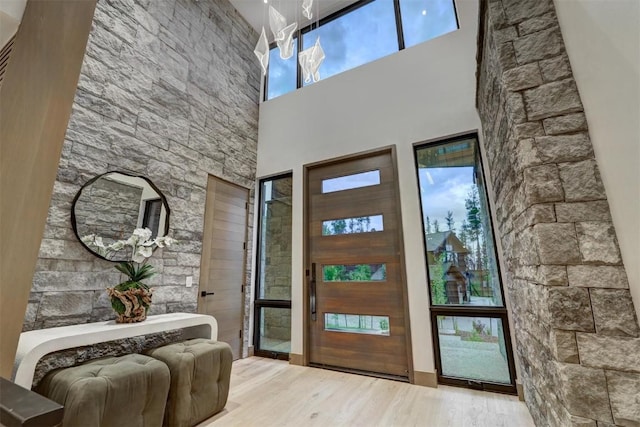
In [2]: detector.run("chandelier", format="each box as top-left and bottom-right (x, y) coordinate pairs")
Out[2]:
(253, 0), (325, 83)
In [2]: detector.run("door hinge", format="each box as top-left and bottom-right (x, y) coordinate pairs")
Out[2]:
(243, 242), (246, 250)
(245, 202), (248, 210)
(239, 330), (242, 338)
(241, 284), (244, 293)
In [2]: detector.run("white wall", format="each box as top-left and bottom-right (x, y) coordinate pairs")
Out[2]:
(255, 0), (481, 375)
(555, 0), (640, 322)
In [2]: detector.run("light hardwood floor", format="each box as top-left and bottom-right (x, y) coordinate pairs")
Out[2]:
(199, 357), (534, 427)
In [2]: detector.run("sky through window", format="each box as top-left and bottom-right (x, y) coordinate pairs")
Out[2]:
(265, 0), (458, 100)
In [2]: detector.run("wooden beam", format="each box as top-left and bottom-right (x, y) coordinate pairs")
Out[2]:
(0, 0), (96, 379)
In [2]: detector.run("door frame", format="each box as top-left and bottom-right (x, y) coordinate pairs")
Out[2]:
(302, 145), (414, 383)
(197, 174), (251, 359)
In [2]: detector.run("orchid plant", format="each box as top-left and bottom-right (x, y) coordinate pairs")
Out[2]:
(82, 228), (177, 287)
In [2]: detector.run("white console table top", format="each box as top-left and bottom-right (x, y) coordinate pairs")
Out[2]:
(12, 312), (218, 388)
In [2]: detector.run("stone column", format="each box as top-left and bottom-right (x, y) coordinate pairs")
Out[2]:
(476, 1), (640, 426)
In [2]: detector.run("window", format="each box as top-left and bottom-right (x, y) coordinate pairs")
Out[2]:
(142, 198), (162, 238)
(302, 0), (398, 84)
(254, 174), (293, 358)
(322, 263), (387, 281)
(415, 136), (503, 307)
(414, 134), (516, 394)
(399, 0), (458, 48)
(324, 313), (390, 335)
(322, 214), (384, 235)
(322, 170), (380, 193)
(265, 0), (458, 100)
(266, 39), (298, 99)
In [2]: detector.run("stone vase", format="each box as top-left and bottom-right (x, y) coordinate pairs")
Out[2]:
(106, 282), (153, 323)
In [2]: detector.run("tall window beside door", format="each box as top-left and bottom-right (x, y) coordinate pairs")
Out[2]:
(254, 174), (293, 358)
(415, 134), (517, 394)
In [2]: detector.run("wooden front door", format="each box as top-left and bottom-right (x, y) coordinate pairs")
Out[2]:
(306, 149), (411, 379)
(198, 175), (249, 360)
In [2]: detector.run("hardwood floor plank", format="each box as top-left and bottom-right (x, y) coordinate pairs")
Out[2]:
(198, 357), (534, 427)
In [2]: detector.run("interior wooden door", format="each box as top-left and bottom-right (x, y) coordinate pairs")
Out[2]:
(307, 149), (411, 379)
(198, 175), (249, 360)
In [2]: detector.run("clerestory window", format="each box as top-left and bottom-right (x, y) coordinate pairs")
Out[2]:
(265, 0), (458, 100)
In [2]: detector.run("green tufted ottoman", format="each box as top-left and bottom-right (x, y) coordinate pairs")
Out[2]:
(145, 338), (233, 427)
(35, 353), (170, 427)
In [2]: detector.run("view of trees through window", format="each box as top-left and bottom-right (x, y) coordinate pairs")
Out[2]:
(322, 214), (383, 235)
(323, 263), (387, 282)
(266, 0), (458, 100)
(416, 137), (503, 307)
(325, 313), (390, 335)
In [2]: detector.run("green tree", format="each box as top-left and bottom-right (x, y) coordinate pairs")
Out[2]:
(349, 264), (372, 281)
(459, 219), (469, 248)
(433, 219), (441, 233)
(445, 210), (455, 231)
(425, 216), (432, 234)
(430, 253), (447, 305)
(465, 186), (483, 270)
(324, 265), (346, 281)
(332, 219), (347, 235)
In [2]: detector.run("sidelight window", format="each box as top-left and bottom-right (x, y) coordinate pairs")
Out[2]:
(254, 173), (293, 358)
(414, 134), (516, 394)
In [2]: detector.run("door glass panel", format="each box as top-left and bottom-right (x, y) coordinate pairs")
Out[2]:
(322, 263), (386, 281)
(259, 307), (291, 353)
(437, 315), (511, 384)
(322, 214), (383, 235)
(416, 138), (503, 307)
(322, 170), (380, 193)
(324, 313), (390, 335)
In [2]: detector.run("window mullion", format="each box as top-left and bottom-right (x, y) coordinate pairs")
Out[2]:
(394, 0), (405, 50)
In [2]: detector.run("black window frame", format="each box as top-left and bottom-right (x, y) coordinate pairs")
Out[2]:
(253, 172), (294, 360)
(263, 0), (460, 101)
(413, 132), (517, 395)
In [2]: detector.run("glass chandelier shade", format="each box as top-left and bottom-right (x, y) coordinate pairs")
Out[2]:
(299, 36), (325, 83)
(253, 27), (270, 74)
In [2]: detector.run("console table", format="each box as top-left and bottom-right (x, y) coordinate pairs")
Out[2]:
(12, 313), (218, 389)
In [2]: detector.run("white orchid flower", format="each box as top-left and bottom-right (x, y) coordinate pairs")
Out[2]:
(81, 234), (96, 244)
(132, 245), (153, 263)
(125, 234), (139, 247)
(108, 240), (125, 251)
(133, 227), (153, 242)
(156, 236), (177, 248)
(94, 236), (105, 248)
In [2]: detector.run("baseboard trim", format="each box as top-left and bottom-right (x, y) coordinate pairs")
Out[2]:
(413, 370), (438, 388)
(516, 382), (524, 401)
(289, 353), (304, 366)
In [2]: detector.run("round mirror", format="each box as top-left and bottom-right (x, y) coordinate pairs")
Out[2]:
(72, 171), (170, 261)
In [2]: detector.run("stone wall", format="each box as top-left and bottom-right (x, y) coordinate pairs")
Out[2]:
(476, 1), (640, 426)
(74, 178), (142, 244)
(25, 0), (260, 357)
(261, 178), (292, 343)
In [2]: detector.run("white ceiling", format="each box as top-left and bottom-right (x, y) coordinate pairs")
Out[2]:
(228, 0), (359, 35)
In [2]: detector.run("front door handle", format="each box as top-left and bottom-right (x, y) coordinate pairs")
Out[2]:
(201, 291), (215, 297)
(310, 263), (317, 321)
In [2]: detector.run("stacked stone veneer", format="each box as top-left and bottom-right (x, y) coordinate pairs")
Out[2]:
(74, 178), (143, 243)
(261, 179), (292, 343)
(25, 0), (260, 357)
(477, 0), (640, 426)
